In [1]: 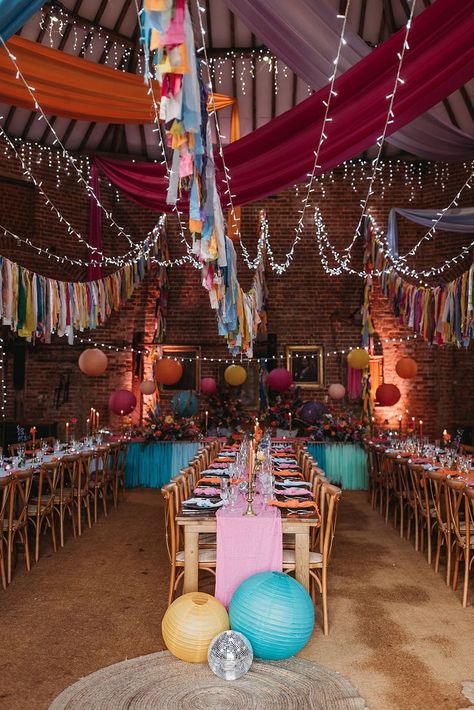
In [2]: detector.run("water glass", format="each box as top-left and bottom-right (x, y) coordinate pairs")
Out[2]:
(220, 478), (229, 506)
(228, 484), (238, 511)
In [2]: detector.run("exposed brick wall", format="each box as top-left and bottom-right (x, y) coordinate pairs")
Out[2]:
(0, 138), (472, 439)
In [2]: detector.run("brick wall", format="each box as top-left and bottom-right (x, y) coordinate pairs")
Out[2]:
(0, 138), (472, 439)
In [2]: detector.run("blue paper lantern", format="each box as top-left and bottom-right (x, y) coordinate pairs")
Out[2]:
(229, 571), (314, 660)
(171, 390), (198, 418)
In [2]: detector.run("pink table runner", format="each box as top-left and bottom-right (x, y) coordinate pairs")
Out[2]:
(215, 496), (282, 608)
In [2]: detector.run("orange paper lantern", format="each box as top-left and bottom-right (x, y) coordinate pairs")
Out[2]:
(376, 383), (401, 407)
(395, 357), (418, 379)
(347, 348), (370, 370)
(140, 380), (156, 395)
(155, 358), (183, 386)
(78, 348), (108, 376)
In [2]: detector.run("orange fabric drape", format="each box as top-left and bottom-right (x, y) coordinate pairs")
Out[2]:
(0, 35), (238, 126)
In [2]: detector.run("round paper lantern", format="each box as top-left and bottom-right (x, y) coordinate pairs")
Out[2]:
(208, 630), (253, 680)
(395, 356), (418, 379)
(347, 348), (370, 370)
(229, 571), (314, 661)
(78, 348), (108, 377)
(301, 401), (326, 424)
(171, 390), (199, 418)
(375, 383), (401, 407)
(162, 592), (229, 664)
(200, 377), (217, 395)
(108, 389), (137, 416)
(140, 380), (156, 396)
(224, 364), (247, 387)
(155, 358), (183, 386)
(328, 383), (346, 400)
(267, 368), (293, 392)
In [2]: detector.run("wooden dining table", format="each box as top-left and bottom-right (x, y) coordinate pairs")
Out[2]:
(176, 509), (320, 593)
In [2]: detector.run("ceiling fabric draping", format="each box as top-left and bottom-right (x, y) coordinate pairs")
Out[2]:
(0, 0), (45, 41)
(223, 0), (474, 162)
(0, 35), (238, 124)
(387, 207), (474, 258)
(93, 0), (474, 210)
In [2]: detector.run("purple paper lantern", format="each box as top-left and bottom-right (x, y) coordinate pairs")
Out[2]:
(268, 368), (293, 392)
(201, 377), (217, 395)
(108, 389), (137, 416)
(301, 401), (326, 424)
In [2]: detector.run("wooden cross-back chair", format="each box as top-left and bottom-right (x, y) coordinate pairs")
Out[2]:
(27, 460), (60, 563)
(0, 475), (13, 589)
(408, 464), (433, 564)
(107, 441), (122, 508)
(161, 482), (216, 606)
(54, 454), (79, 547)
(88, 445), (111, 523)
(7, 470), (33, 584)
(77, 452), (93, 535)
(426, 470), (452, 585)
(447, 478), (474, 607)
(389, 456), (416, 541)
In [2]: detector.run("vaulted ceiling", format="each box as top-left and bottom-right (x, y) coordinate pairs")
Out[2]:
(0, 0), (472, 160)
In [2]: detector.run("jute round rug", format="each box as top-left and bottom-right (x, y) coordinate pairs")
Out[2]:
(49, 651), (367, 709)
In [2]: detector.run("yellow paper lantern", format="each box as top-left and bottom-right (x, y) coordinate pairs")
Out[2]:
(347, 348), (370, 370)
(162, 593), (229, 663)
(224, 364), (247, 386)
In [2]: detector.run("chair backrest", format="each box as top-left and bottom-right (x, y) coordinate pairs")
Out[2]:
(90, 446), (110, 484)
(408, 464), (430, 518)
(9, 440), (34, 457)
(465, 487), (474, 549)
(320, 483), (342, 565)
(180, 467), (195, 498)
(161, 483), (178, 563)
(460, 443), (474, 456)
(32, 461), (60, 516)
(117, 440), (128, 476)
(108, 441), (121, 473)
(39, 437), (55, 449)
(10, 470), (33, 529)
(426, 469), (449, 531)
(60, 454), (81, 496)
(79, 452), (93, 493)
(446, 477), (468, 546)
(0, 475), (13, 536)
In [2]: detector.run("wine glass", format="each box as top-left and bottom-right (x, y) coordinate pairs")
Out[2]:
(228, 484), (238, 512)
(220, 478), (229, 506)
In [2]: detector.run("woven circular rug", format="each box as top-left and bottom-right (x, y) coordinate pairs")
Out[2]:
(49, 651), (367, 709)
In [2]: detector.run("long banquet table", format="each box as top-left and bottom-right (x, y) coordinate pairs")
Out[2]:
(124, 440), (200, 488)
(308, 442), (367, 489)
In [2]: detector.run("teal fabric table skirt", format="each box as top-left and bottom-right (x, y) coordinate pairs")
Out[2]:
(125, 441), (200, 488)
(307, 443), (368, 490)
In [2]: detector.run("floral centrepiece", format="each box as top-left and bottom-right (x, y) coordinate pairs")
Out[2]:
(308, 410), (368, 444)
(137, 409), (200, 442)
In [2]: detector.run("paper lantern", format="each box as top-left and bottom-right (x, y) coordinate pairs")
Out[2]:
(155, 358), (183, 386)
(108, 389), (137, 416)
(328, 383), (345, 400)
(171, 391), (198, 418)
(395, 356), (418, 379)
(375, 383), (401, 407)
(268, 368), (293, 392)
(208, 630), (253, 680)
(78, 348), (108, 377)
(229, 571), (314, 661)
(200, 377), (217, 395)
(224, 364), (247, 386)
(301, 401), (326, 424)
(140, 380), (156, 395)
(162, 592), (229, 664)
(347, 348), (370, 370)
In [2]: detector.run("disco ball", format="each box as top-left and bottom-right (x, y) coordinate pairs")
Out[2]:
(207, 630), (253, 681)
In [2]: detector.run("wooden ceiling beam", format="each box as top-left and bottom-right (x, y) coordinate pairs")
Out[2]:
(459, 86), (474, 124)
(358, 0), (368, 37)
(205, 0), (213, 49)
(44, 1), (134, 47)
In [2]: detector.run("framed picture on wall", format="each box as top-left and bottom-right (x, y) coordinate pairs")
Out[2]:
(286, 345), (324, 389)
(160, 345), (201, 392)
(218, 361), (260, 410)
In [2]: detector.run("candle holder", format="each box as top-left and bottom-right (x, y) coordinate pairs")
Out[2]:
(243, 476), (256, 517)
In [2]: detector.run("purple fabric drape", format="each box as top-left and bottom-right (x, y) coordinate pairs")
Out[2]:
(94, 0), (473, 211)
(87, 162), (102, 281)
(224, 0), (474, 162)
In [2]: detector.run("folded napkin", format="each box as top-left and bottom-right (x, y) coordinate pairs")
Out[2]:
(278, 487), (313, 497)
(194, 486), (221, 496)
(183, 498), (224, 509)
(274, 469), (304, 478)
(197, 476), (223, 486)
(210, 463), (230, 469)
(215, 457), (233, 463)
(268, 499), (320, 514)
(276, 479), (310, 488)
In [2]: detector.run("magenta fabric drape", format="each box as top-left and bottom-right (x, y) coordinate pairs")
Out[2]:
(87, 162), (103, 281)
(223, 0), (474, 162)
(347, 366), (362, 401)
(94, 0), (473, 211)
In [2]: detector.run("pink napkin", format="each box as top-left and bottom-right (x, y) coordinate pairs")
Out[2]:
(194, 487), (220, 496)
(278, 487), (313, 497)
(215, 496), (282, 608)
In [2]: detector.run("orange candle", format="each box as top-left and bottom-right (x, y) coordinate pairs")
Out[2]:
(86, 418), (90, 436)
(96, 412), (99, 432)
(248, 442), (254, 486)
(65, 422), (69, 444)
(398, 415), (402, 435)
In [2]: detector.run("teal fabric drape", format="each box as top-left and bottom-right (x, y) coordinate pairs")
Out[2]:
(0, 1), (45, 40)
(308, 443), (368, 490)
(125, 441), (200, 488)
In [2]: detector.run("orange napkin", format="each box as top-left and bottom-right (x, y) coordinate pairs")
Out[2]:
(274, 469), (304, 479)
(272, 452), (295, 458)
(215, 457), (233, 462)
(197, 476), (223, 486)
(268, 499), (320, 514)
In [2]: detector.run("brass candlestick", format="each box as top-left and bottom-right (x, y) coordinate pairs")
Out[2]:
(243, 476), (256, 516)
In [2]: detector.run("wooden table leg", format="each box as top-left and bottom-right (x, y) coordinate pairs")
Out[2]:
(183, 529), (199, 593)
(294, 528), (310, 591)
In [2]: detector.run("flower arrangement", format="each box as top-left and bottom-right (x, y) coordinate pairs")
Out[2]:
(262, 388), (304, 431)
(308, 410), (368, 444)
(139, 408), (200, 442)
(202, 385), (250, 434)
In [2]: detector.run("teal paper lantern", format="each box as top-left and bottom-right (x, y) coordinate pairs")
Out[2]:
(229, 571), (314, 660)
(171, 390), (198, 418)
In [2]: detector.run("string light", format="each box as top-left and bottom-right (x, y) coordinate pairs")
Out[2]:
(207, 48), (291, 98)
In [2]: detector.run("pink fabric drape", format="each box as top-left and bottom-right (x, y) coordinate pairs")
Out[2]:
(87, 162), (102, 281)
(347, 365), (363, 400)
(215, 496), (282, 608)
(93, 0), (473, 211)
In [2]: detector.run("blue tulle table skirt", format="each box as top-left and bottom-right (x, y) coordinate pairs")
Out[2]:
(125, 441), (200, 488)
(307, 442), (368, 490)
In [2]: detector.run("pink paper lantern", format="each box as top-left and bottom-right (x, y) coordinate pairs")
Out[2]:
(328, 383), (345, 400)
(268, 368), (293, 392)
(200, 377), (217, 395)
(78, 348), (108, 377)
(140, 380), (156, 395)
(108, 389), (137, 416)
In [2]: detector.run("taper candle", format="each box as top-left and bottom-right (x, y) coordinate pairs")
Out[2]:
(86, 418), (90, 437)
(205, 410), (208, 434)
(65, 421), (69, 444)
(419, 419), (423, 439)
